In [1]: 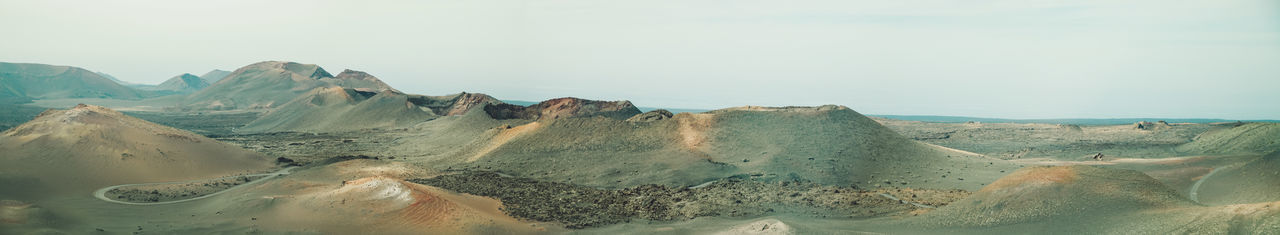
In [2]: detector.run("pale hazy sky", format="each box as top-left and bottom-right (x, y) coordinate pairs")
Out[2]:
(2, 0), (1278, 119)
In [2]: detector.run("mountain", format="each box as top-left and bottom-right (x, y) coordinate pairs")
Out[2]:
(0, 104), (273, 197)
(237, 87), (499, 133)
(198, 69), (232, 83)
(154, 73), (210, 93)
(0, 62), (143, 101)
(181, 61), (395, 110)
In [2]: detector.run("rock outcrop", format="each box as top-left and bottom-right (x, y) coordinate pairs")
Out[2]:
(483, 97), (641, 120)
(626, 109), (675, 122)
(408, 92), (500, 116)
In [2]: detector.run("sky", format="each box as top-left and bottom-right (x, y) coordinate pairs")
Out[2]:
(2, 0), (1278, 119)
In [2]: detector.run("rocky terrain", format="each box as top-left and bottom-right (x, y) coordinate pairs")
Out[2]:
(484, 97), (641, 120)
(413, 171), (966, 228)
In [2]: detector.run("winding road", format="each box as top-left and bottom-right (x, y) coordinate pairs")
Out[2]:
(93, 167), (297, 205)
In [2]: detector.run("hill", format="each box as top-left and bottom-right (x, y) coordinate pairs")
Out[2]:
(198, 69), (232, 83)
(0, 62), (143, 101)
(1194, 151), (1280, 205)
(234, 160), (551, 234)
(0, 104), (273, 198)
(154, 73), (210, 93)
(917, 165), (1190, 228)
(237, 87), (498, 133)
(181, 61), (394, 110)
(1176, 122), (1280, 155)
(893, 165), (1280, 234)
(419, 103), (1012, 190)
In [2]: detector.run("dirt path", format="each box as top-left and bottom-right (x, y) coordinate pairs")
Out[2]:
(92, 167), (297, 205)
(1189, 165), (1227, 204)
